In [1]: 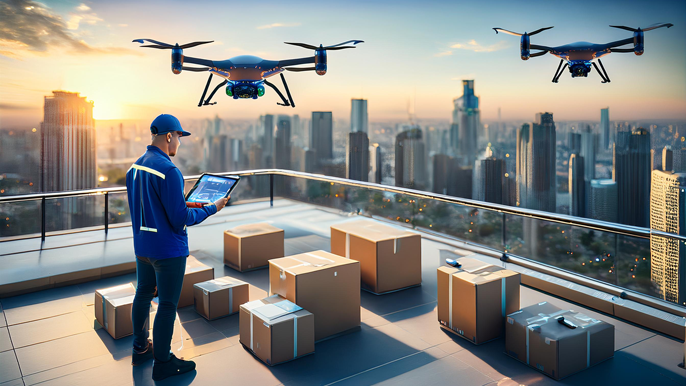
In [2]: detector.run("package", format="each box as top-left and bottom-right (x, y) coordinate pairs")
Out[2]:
(505, 301), (615, 380)
(224, 223), (285, 272)
(239, 295), (315, 366)
(437, 256), (520, 344)
(94, 283), (136, 339)
(330, 220), (421, 294)
(179, 255), (214, 308)
(269, 250), (360, 341)
(194, 277), (249, 320)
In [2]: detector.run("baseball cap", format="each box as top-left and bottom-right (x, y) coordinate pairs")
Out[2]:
(150, 114), (191, 137)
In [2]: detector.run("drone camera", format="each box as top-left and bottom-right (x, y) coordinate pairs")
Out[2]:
(520, 34), (530, 60)
(569, 62), (591, 78)
(315, 49), (328, 75)
(171, 47), (184, 75)
(633, 30), (644, 55)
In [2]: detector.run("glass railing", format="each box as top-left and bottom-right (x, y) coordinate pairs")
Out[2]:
(1, 169), (684, 311)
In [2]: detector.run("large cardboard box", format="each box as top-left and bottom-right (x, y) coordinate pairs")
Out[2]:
(437, 257), (520, 344)
(179, 255), (214, 308)
(505, 301), (615, 380)
(239, 295), (315, 366)
(224, 223), (285, 272)
(194, 277), (249, 320)
(330, 220), (421, 294)
(269, 250), (360, 341)
(94, 283), (136, 339)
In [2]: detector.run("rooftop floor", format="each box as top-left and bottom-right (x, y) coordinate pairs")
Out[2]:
(0, 200), (685, 386)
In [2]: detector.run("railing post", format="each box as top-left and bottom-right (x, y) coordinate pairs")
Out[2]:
(41, 196), (46, 242)
(270, 174), (274, 207)
(104, 192), (109, 236)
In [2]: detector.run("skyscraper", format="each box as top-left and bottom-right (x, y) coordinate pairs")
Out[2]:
(600, 107), (610, 150)
(588, 179), (617, 222)
(663, 146), (674, 172)
(475, 157), (506, 204)
(569, 153), (586, 217)
(208, 135), (229, 172)
(614, 128), (651, 227)
(649, 170), (686, 305)
(40, 91), (96, 192)
(581, 125), (596, 181)
(516, 113), (556, 212)
(262, 114), (274, 168)
(347, 132), (369, 181)
(369, 143), (382, 183)
(395, 128), (425, 189)
(275, 115), (291, 170)
(310, 112), (333, 168)
(351, 99), (368, 133)
(452, 80), (480, 167)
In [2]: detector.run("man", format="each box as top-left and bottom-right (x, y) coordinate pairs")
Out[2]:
(126, 114), (228, 381)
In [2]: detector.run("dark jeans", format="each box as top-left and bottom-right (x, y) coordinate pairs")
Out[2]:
(132, 255), (187, 362)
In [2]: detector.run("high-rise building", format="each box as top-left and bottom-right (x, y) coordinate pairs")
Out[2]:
(291, 114), (303, 147)
(347, 131), (369, 181)
(229, 138), (243, 171)
(474, 157), (506, 204)
(663, 146), (674, 172)
(568, 132), (582, 154)
(395, 128), (425, 189)
(369, 143), (382, 183)
(275, 115), (291, 170)
(262, 114), (274, 168)
(581, 125), (596, 181)
(208, 135), (229, 172)
(351, 99), (368, 133)
(569, 153), (586, 217)
(248, 144), (263, 169)
(40, 91), (96, 192)
(588, 179), (617, 222)
(310, 112), (333, 169)
(649, 170), (686, 305)
(452, 80), (480, 166)
(600, 108), (610, 150)
(432, 154), (455, 194)
(516, 113), (556, 212)
(449, 123), (459, 155)
(614, 128), (651, 227)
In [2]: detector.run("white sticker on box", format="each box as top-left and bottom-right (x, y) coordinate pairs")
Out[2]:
(507, 317), (514, 325)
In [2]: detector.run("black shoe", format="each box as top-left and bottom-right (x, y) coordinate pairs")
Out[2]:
(131, 340), (154, 366)
(152, 353), (196, 381)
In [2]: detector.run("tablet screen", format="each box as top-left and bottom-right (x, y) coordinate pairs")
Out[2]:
(186, 175), (238, 204)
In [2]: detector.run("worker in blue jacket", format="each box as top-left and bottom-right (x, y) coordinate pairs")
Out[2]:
(126, 114), (228, 381)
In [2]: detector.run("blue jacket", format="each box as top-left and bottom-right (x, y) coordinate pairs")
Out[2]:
(126, 146), (217, 259)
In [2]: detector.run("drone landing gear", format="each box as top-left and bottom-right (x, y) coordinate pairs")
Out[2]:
(552, 59), (568, 83)
(198, 74), (227, 106)
(592, 59), (611, 83)
(264, 73), (296, 108)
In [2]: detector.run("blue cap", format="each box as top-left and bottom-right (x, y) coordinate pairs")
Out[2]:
(150, 114), (191, 137)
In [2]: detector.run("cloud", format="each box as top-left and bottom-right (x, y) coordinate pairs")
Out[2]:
(257, 22), (301, 30)
(75, 3), (90, 11)
(0, 0), (139, 57)
(434, 50), (452, 57)
(450, 39), (509, 53)
(118, 23), (127, 27)
(0, 103), (38, 110)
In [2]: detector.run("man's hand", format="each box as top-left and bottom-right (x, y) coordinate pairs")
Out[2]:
(213, 195), (230, 212)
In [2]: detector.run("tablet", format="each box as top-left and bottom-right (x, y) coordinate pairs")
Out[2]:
(185, 173), (240, 204)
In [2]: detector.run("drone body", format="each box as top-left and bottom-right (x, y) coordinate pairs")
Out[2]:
(133, 39), (363, 107)
(493, 23), (673, 83)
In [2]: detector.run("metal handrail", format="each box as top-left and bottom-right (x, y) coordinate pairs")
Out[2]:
(1, 168), (682, 242)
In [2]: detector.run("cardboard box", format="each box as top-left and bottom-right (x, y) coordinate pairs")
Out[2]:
(505, 301), (615, 380)
(224, 223), (285, 272)
(437, 256), (520, 344)
(269, 250), (360, 341)
(94, 283), (136, 339)
(331, 220), (421, 294)
(179, 255), (214, 308)
(194, 277), (249, 320)
(239, 295), (315, 366)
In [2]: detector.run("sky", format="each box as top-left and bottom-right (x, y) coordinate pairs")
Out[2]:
(1, 0), (685, 127)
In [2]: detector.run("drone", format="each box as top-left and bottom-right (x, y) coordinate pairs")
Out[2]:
(493, 23), (673, 83)
(133, 38), (364, 107)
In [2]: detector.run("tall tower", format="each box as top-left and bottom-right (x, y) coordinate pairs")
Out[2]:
(310, 112), (333, 169)
(395, 128), (425, 189)
(452, 80), (480, 167)
(581, 125), (596, 181)
(351, 99), (368, 133)
(650, 170), (686, 305)
(614, 128), (651, 227)
(347, 132), (369, 181)
(600, 107), (610, 150)
(569, 153), (586, 217)
(588, 179), (617, 222)
(369, 143), (382, 183)
(516, 113), (556, 212)
(262, 114), (274, 168)
(275, 115), (292, 170)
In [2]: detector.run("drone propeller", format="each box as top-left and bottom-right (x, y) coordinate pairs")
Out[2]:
(181, 66), (210, 72)
(285, 67), (316, 72)
(285, 40), (364, 50)
(609, 22), (673, 32)
(133, 39), (214, 49)
(493, 26), (553, 36)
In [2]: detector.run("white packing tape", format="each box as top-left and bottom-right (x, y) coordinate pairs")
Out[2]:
(238, 237), (242, 268)
(293, 314), (298, 359)
(394, 237), (400, 254)
(345, 233), (350, 258)
(526, 326), (531, 364)
(250, 312), (254, 350)
(448, 272), (453, 329)
(501, 277), (506, 317)
(102, 295), (108, 330)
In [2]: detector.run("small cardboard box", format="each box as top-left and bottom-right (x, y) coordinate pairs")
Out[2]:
(224, 223), (285, 272)
(330, 220), (421, 294)
(194, 277), (249, 320)
(505, 301), (615, 380)
(179, 255), (214, 308)
(239, 295), (315, 366)
(269, 250), (360, 341)
(94, 283), (136, 339)
(437, 257), (520, 344)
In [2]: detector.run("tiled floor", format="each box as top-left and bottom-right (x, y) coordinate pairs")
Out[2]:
(0, 200), (685, 385)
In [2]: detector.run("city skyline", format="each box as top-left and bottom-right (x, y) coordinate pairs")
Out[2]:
(1, 0), (685, 128)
